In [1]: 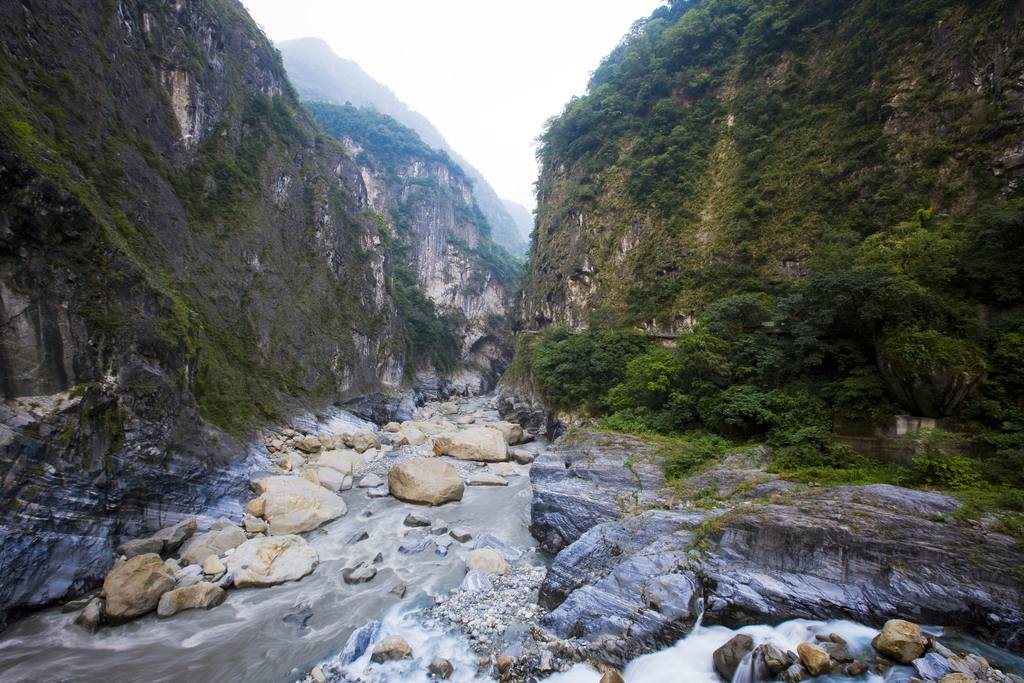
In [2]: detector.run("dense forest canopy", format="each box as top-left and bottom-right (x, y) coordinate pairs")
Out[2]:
(514, 0), (1024, 536)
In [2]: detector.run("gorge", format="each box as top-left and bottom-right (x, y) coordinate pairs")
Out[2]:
(1, 0), (1023, 682)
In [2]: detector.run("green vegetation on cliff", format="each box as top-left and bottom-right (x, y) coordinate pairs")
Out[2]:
(518, 0), (1024, 529)
(0, 0), (405, 438)
(527, 0), (1022, 327)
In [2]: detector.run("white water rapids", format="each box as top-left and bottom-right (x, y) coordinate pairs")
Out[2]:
(1, 395), (1022, 683)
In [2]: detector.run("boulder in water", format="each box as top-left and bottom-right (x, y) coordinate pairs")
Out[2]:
(468, 473), (508, 486)
(103, 553), (176, 625)
(797, 642), (831, 677)
(156, 582), (226, 618)
(226, 535), (319, 588)
(433, 428), (509, 462)
(511, 449), (535, 465)
(914, 652), (952, 681)
(371, 636), (412, 663)
(758, 643), (792, 674)
(429, 657), (454, 679)
(74, 597), (104, 633)
(404, 513), (431, 527)
(342, 563), (377, 585)
(388, 458), (464, 506)
(714, 634), (754, 681)
(358, 473), (384, 488)
(339, 620), (381, 665)
(847, 661), (869, 677)
(449, 528), (473, 543)
(872, 619), (927, 664)
(252, 476), (347, 534)
(485, 421), (527, 446)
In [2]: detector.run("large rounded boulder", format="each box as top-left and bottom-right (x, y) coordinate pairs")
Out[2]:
(388, 458), (465, 506)
(226, 535), (319, 588)
(872, 619), (927, 664)
(433, 428), (509, 462)
(252, 476), (347, 534)
(103, 553), (176, 625)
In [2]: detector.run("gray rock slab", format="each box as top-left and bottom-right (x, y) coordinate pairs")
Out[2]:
(473, 533), (523, 563)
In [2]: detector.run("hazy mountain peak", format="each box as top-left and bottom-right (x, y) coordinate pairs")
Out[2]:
(278, 37), (529, 254)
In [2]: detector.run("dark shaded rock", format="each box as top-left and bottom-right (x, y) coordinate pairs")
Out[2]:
(495, 383), (564, 440)
(698, 492), (1023, 652)
(404, 513), (431, 527)
(714, 634), (754, 680)
(876, 348), (986, 418)
(529, 431), (666, 552)
(429, 657), (454, 679)
(73, 597), (104, 633)
(389, 584), (406, 598)
(539, 477), (1024, 666)
(758, 643), (792, 674)
(346, 531), (369, 545)
(449, 528), (472, 543)
(371, 636), (412, 663)
(847, 661), (869, 677)
(342, 563), (376, 585)
(283, 607), (314, 630)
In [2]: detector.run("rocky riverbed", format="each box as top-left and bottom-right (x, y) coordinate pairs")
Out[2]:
(1, 397), (1023, 683)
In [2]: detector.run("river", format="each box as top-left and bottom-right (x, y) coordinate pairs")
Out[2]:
(0, 395), (1022, 683)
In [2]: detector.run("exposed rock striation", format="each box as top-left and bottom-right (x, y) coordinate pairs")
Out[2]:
(529, 430), (666, 552)
(538, 478), (1024, 667)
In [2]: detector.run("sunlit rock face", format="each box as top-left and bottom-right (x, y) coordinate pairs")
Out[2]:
(343, 136), (512, 389)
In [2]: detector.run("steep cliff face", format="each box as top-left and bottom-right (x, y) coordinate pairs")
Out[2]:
(307, 102), (514, 395)
(0, 0), (405, 625)
(278, 37), (530, 255)
(366, 154), (511, 393)
(518, 0), (1024, 334)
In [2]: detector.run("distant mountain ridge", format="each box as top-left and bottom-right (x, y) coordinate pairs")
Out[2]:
(278, 37), (529, 255)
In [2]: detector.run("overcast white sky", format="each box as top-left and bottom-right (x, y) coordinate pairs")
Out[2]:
(243, 0), (666, 210)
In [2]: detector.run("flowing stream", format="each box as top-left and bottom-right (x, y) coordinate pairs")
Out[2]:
(1, 395), (1023, 683)
(0, 396), (541, 683)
